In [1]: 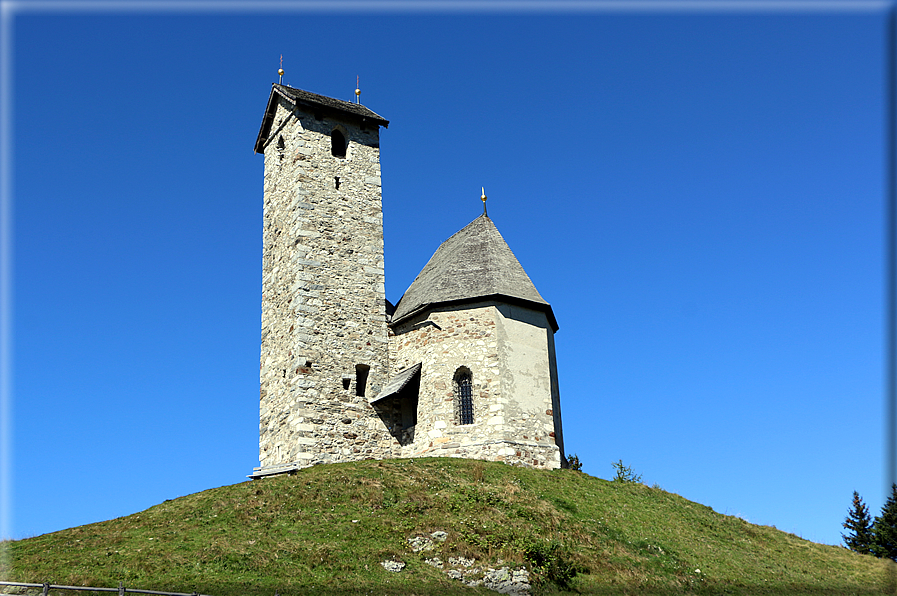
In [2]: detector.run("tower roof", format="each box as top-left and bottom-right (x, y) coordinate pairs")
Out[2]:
(254, 84), (389, 153)
(392, 215), (558, 331)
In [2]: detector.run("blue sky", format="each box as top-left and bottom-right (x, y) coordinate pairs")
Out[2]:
(1, 1), (892, 551)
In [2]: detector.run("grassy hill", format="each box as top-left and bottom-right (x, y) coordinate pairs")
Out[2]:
(2, 458), (892, 595)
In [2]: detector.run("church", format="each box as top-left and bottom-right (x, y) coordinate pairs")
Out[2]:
(250, 83), (566, 478)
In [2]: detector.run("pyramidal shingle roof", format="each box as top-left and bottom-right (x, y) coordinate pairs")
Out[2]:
(392, 215), (558, 331)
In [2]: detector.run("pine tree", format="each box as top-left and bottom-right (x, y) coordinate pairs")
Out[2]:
(873, 484), (897, 561)
(842, 491), (874, 554)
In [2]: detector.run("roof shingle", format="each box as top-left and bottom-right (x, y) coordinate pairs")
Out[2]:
(392, 215), (557, 330)
(255, 84), (388, 153)
(370, 363), (422, 404)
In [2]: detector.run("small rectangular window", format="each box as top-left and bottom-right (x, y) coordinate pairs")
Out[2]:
(356, 364), (370, 397)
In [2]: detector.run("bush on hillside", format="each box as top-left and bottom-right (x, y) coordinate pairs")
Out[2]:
(519, 539), (579, 589)
(611, 459), (642, 484)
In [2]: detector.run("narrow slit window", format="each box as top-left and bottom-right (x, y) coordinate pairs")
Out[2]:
(355, 364), (370, 397)
(455, 368), (473, 425)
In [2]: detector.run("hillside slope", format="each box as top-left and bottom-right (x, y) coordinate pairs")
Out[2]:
(3, 458), (891, 595)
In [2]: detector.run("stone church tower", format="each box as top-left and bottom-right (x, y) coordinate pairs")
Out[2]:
(251, 84), (565, 477)
(251, 84), (396, 477)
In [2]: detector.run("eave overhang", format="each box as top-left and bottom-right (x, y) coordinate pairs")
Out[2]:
(254, 84), (389, 154)
(391, 294), (559, 333)
(370, 363), (422, 405)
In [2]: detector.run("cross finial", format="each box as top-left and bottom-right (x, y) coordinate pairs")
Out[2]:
(278, 55), (284, 84)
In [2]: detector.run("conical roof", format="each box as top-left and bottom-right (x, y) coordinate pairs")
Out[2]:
(392, 215), (557, 330)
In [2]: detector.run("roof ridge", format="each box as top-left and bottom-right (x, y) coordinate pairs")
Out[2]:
(273, 83), (389, 125)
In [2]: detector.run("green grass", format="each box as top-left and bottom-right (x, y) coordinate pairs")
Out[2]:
(2, 458), (892, 595)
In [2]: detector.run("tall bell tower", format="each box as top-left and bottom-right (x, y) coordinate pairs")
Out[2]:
(251, 84), (394, 476)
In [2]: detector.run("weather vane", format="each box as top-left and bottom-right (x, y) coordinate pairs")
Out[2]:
(355, 76), (361, 104)
(481, 187), (487, 216)
(278, 55), (284, 84)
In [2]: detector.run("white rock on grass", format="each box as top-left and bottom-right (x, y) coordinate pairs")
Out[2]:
(483, 566), (531, 596)
(407, 536), (434, 552)
(448, 556), (476, 567)
(408, 530), (448, 552)
(380, 560), (405, 572)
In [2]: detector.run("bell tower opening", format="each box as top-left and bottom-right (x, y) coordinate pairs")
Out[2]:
(331, 128), (347, 158)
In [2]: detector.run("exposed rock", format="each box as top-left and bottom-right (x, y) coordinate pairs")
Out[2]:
(405, 530), (529, 594)
(380, 560), (405, 572)
(448, 555), (476, 567)
(408, 530), (449, 552)
(483, 566), (531, 596)
(408, 535), (434, 552)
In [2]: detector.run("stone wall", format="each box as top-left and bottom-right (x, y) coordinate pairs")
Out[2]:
(389, 301), (563, 468)
(256, 96), (398, 474)
(495, 303), (565, 464)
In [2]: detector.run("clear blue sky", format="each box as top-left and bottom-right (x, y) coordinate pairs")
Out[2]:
(1, 1), (892, 551)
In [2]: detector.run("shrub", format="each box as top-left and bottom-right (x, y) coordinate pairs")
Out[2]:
(566, 453), (583, 471)
(611, 459), (642, 484)
(520, 539), (579, 589)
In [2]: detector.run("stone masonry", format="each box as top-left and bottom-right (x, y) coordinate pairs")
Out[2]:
(388, 301), (564, 469)
(252, 84), (565, 476)
(253, 86), (398, 476)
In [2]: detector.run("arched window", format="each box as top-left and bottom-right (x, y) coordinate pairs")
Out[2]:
(454, 367), (473, 425)
(331, 129), (347, 158)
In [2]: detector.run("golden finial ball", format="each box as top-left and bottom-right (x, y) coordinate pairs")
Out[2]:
(355, 88), (361, 96)
(278, 68), (285, 76)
